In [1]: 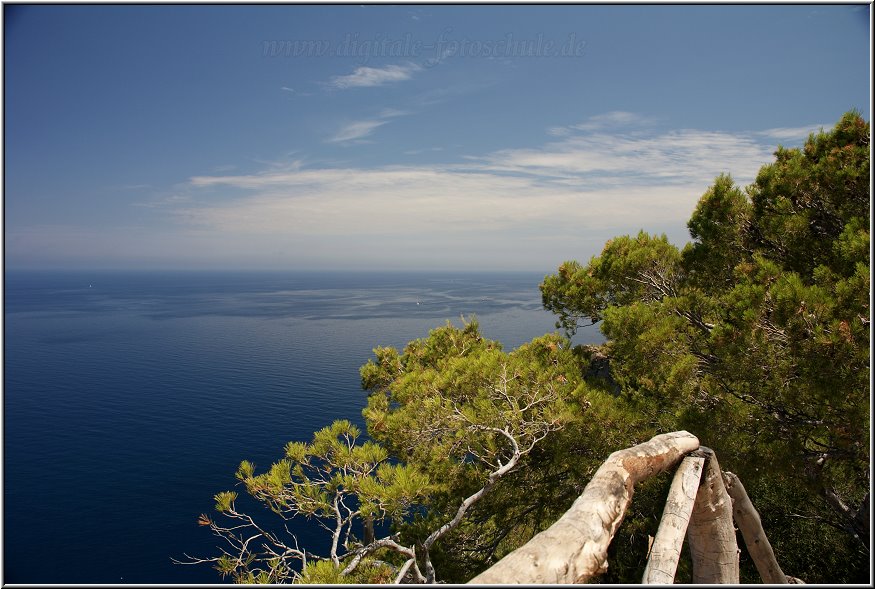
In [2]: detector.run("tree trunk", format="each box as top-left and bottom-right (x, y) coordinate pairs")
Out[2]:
(468, 431), (700, 584)
(364, 516), (375, 546)
(722, 471), (787, 583)
(641, 455), (705, 584)
(686, 447), (739, 583)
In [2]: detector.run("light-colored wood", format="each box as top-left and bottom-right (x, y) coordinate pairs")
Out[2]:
(641, 456), (705, 584)
(722, 471), (787, 584)
(468, 431), (700, 584)
(686, 447), (739, 583)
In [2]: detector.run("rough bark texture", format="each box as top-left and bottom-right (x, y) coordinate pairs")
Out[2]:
(363, 516), (375, 546)
(468, 431), (700, 584)
(686, 447), (739, 583)
(722, 471), (787, 584)
(641, 455), (705, 584)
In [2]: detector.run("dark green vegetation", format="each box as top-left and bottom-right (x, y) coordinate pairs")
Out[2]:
(541, 111), (870, 583)
(183, 112), (869, 583)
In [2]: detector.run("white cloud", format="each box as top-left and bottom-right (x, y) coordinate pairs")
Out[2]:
(545, 111), (657, 139)
(281, 86), (313, 97)
(547, 126), (571, 137)
(470, 128), (772, 188)
(404, 146), (444, 155)
(327, 120), (387, 143)
(115, 112), (819, 270)
(378, 108), (411, 118)
(324, 107), (412, 144)
(176, 166), (702, 238)
(178, 116), (806, 240)
(328, 63), (420, 89)
(756, 124), (826, 141)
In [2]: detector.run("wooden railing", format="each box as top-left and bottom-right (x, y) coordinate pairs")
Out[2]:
(468, 431), (799, 584)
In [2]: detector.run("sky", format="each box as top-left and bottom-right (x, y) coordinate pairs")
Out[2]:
(3, 4), (871, 272)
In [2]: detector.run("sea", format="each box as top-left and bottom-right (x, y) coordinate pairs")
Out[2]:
(2, 270), (603, 584)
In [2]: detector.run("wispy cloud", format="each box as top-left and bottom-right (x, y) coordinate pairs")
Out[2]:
(404, 146), (444, 155)
(548, 111), (655, 136)
(327, 120), (387, 143)
(574, 111), (655, 132)
(178, 116), (792, 233)
(756, 124), (827, 141)
(471, 127), (772, 189)
(129, 113), (821, 269)
(378, 108), (411, 118)
(281, 86), (313, 97)
(328, 63), (420, 90)
(408, 8), (430, 21)
(325, 108), (412, 145)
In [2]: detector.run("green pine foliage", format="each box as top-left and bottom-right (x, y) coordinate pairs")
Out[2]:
(540, 111), (870, 582)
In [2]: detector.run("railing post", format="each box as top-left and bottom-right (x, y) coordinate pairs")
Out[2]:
(686, 447), (740, 583)
(468, 431), (700, 584)
(722, 471), (788, 583)
(642, 455), (705, 584)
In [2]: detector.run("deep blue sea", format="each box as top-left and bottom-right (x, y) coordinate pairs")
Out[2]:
(3, 270), (602, 584)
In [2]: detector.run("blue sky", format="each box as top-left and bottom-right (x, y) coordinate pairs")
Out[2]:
(3, 4), (871, 271)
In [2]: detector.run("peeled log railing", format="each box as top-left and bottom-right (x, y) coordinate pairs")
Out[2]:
(468, 431), (799, 584)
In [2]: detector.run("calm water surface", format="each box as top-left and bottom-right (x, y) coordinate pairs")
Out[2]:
(3, 270), (601, 583)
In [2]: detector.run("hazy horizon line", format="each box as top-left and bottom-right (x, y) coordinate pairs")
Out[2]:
(3, 266), (556, 275)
